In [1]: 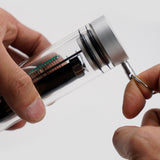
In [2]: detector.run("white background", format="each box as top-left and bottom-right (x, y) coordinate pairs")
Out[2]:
(1, 0), (160, 159)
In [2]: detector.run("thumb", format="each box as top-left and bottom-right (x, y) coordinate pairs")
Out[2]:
(113, 126), (160, 160)
(113, 126), (139, 159)
(0, 42), (45, 123)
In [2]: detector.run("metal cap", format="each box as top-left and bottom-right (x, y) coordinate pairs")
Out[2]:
(90, 16), (128, 66)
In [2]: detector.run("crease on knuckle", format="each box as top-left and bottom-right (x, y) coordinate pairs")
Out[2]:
(4, 23), (18, 41)
(129, 127), (152, 158)
(0, 8), (18, 43)
(9, 70), (32, 96)
(29, 33), (43, 55)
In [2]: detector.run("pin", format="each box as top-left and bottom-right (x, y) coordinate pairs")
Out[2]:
(121, 61), (156, 94)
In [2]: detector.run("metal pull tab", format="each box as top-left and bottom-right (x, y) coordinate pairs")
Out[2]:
(121, 61), (156, 94)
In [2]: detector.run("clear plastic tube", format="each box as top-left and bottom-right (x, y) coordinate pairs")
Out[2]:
(0, 16), (128, 130)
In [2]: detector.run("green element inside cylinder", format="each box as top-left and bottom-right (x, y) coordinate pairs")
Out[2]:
(27, 55), (60, 76)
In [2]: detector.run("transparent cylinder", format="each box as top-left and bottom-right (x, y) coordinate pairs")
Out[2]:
(0, 16), (128, 130)
(23, 30), (105, 106)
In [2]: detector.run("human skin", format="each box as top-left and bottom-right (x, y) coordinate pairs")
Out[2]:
(113, 64), (160, 160)
(0, 8), (51, 130)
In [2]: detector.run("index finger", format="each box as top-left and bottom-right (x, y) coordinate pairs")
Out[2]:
(123, 64), (160, 118)
(0, 8), (51, 56)
(11, 22), (51, 56)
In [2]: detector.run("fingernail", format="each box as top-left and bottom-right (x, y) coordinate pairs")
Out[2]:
(24, 97), (45, 123)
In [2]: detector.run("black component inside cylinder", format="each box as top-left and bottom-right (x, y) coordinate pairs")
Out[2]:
(34, 56), (84, 96)
(0, 56), (84, 121)
(0, 27), (110, 122)
(0, 97), (15, 121)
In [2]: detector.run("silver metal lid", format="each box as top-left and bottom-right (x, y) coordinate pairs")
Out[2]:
(89, 16), (128, 66)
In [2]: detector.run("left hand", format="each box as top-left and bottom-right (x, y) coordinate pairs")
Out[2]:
(0, 8), (51, 130)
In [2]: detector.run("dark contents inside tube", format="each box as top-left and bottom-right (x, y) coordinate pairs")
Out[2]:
(34, 56), (85, 96)
(0, 55), (85, 121)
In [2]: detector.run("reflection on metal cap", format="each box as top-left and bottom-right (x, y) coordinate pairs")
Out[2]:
(90, 16), (128, 66)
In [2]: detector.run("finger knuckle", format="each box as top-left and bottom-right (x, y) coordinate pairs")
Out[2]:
(10, 70), (33, 96)
(113, 127), (122, 146)
(0, 8), (18, 41)
(144, 108), (158, 116)
(0, 8), (6, 14)
(130, 127), (152, 152)
(29, 32), (47, 55)
(36, 33), (44, 47)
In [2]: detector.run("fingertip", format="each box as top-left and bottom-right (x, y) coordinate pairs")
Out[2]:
(113, 126), (139, 158)
(123, 80), (146, 119)
(7, 120), (26, 130)
(23, 97), (46, 123)
(142, 109), (160, 126)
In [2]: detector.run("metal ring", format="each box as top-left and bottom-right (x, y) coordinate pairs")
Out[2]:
(131, 75), (157, 94)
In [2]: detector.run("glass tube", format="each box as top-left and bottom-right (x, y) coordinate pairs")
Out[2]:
(0, 16), (128, 130)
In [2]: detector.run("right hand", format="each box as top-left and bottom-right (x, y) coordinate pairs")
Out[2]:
(113, 64), (160, 160)
(0, 8), (51, 130)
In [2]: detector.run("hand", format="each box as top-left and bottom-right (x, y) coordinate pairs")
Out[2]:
(0, 8), (51, 130)
(113, 64), (160, 160)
